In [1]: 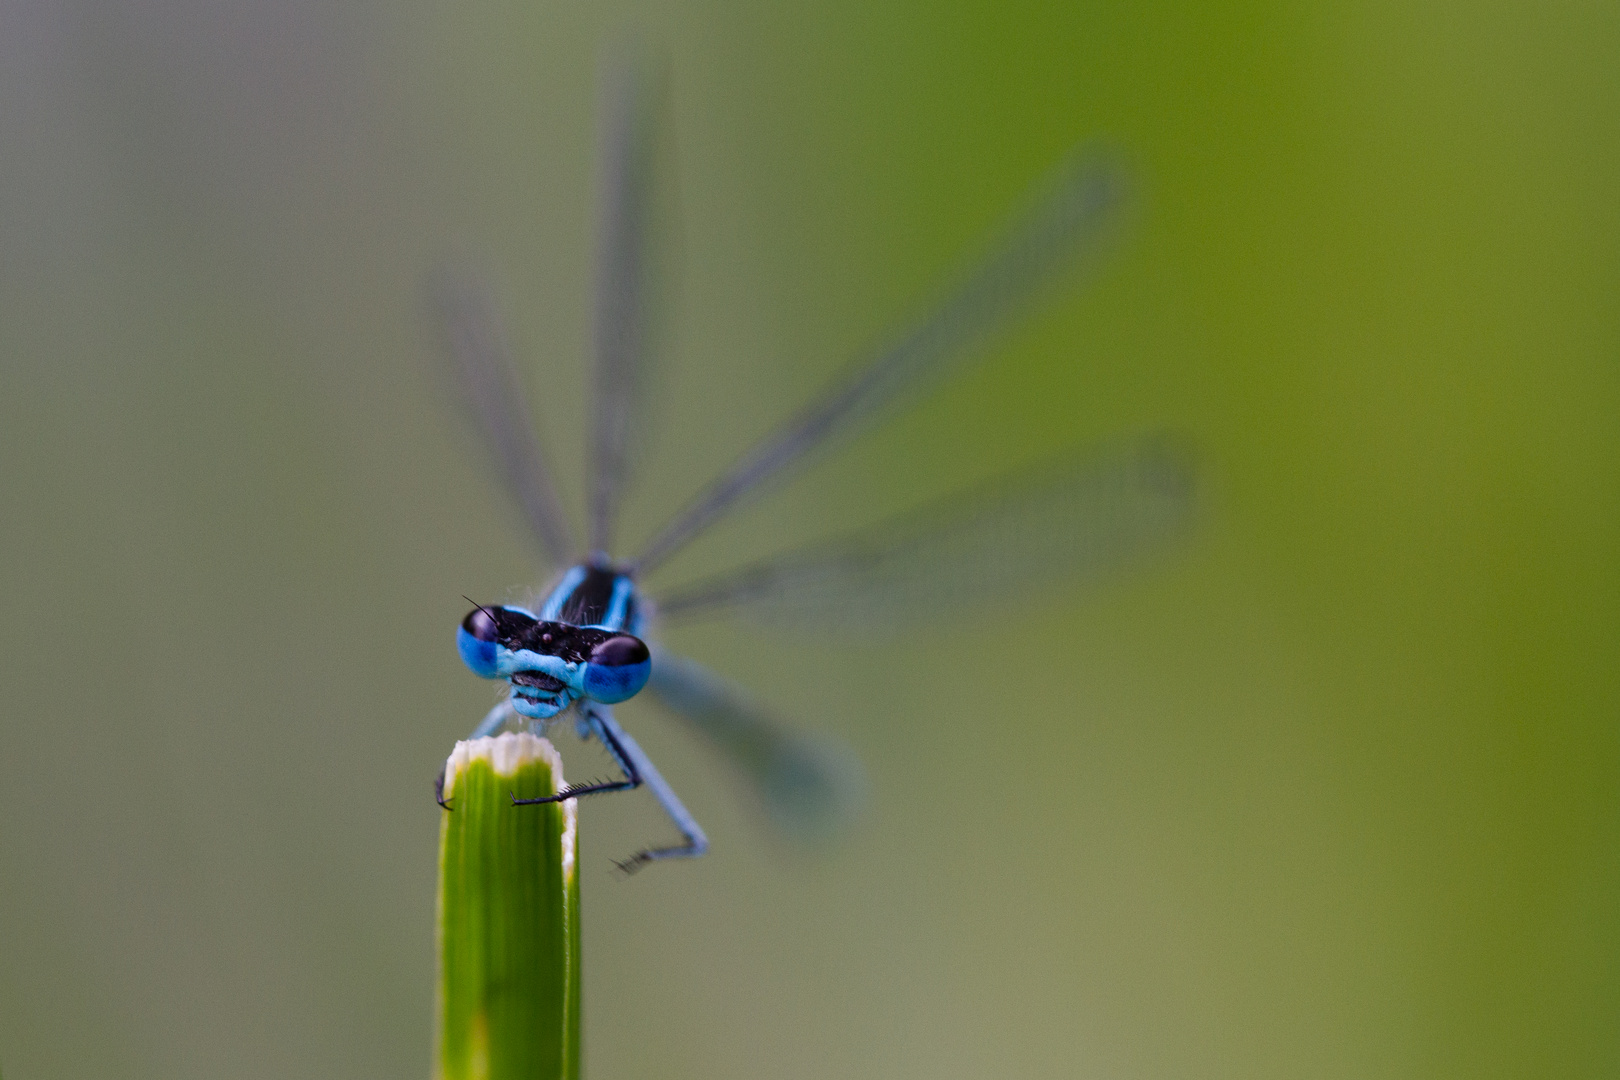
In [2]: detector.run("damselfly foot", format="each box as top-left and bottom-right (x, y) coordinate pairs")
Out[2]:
(434, 765), (455, 811)
(612, 852), (654, 876)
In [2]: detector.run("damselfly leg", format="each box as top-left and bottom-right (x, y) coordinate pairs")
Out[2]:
(511, 704), (708, 872)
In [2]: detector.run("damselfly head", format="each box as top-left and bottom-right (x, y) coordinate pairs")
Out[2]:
(456, 602), (651, 711)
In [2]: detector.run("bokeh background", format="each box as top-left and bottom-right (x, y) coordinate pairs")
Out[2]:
(3, 1), (1618, 1078)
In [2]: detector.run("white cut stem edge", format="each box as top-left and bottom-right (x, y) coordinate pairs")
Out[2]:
(442, 732), (577, 883)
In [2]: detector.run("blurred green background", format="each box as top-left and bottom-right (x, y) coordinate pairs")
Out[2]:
(2, 1), (1618, 1077)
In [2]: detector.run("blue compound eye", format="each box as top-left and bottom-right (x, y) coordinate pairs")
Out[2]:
(458, 604), (531, 678)
(581, 634), (652, 703)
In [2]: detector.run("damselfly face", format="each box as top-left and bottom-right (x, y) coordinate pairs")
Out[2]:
(458, 602), (652, 719)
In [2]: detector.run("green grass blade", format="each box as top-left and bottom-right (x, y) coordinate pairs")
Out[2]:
(435, 733), (581, 1080)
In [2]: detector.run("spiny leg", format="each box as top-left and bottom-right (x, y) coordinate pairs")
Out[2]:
(591, 706), (710, 872)
(509, 708), (641, 805)
(643, 648), (863, 840)
(436, 698), (519, 809)
(470, 697), (519, 739)
(512, 704), (709, 872)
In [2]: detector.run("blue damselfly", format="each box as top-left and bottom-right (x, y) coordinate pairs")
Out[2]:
(431, 53), (1193, 871)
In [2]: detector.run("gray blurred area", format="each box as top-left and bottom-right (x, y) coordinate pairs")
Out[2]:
(3, 2), (1619, 1079)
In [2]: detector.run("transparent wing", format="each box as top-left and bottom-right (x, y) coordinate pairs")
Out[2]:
(645, 648), (865, 841)
(589, 44), (667, 554)
(652, 435), (1194, 632)
(427, 264), (576, 566)
(632, 149), (1127, 575)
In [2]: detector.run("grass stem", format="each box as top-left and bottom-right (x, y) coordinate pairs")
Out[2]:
(435, 733), (581, 1080)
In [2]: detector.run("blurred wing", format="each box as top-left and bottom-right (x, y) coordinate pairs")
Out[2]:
(633, 149), (1127, 574)
(589, 44), (668, 554)
(646, 649), (865, 841)
(653, 435), (1195, 632)
(427, 265), (576, 566)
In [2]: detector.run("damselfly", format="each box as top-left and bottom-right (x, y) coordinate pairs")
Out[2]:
(431, 54), (1193, 871)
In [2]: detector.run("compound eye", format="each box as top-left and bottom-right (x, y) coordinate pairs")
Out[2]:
(462, 606), (500, 642)
(457, 605), (535, 680)
(589, 634), (650, 668)
(581, 634), (652, 704)
(460, 608), (495, 641)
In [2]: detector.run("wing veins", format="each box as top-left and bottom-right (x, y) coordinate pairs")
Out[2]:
(589, 45), (662, 555)
(653, 435), (1195, 630)
(428, 266), (576, 565)
(632, 150), (1126, 575)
